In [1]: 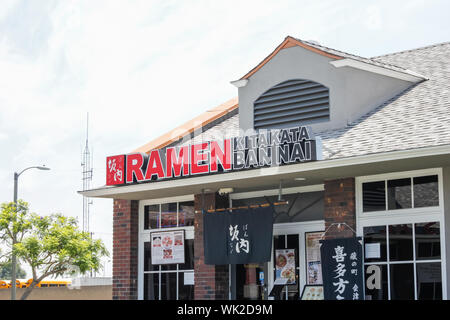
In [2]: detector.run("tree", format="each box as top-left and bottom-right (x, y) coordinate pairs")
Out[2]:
(0, 200), (34, 288)
(0, 201), (108, 300)
(15, 213), (108, 300)
(0, 261), (27, 279)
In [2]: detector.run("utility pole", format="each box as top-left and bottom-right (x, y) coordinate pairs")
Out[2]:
(12, 166), (50, 300)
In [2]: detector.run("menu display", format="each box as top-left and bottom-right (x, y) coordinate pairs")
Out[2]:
(306, 232), (323, 285)
(301, 285), (324, 300)
(151, 230), (185, 265)
(275, 249), (296, 284)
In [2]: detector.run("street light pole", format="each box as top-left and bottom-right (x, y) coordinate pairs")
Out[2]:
(11, 165), (50, 300)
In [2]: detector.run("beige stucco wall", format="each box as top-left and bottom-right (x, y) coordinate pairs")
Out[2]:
(0, 285), (112, 300)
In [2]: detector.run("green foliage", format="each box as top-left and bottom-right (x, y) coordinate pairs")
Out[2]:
(15, 213), (108, 278)
(0, 200), (109, 299)
(0, 200), (33, 245)
(0, 261), (27, 279)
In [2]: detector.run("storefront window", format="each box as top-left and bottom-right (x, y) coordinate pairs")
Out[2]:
(413, 175), (439, 207)
(143, 239), (195, 300)
(144, 201), (195, 230)
(144, 273), (159, 300)
(362, 174), (439, 213)
(179, 201), (195, 227)
(364, 264), (388, 300)
(363, 226), (387, 263)
(144, 205), (159, 229)
(415, 222), (440, 260)
(363, 221), (442, 300)
(387, 178), (411, 210)
(161, 203), (177, 228)
(362, 181), (385, 212)
(160, 273), (177, 300)
(179, 239), (194, 270)
(142, 199), (195, 300)
(178, 272), (194, 300)
(416, 262), (442, 300)
(388, 224), (413, 261)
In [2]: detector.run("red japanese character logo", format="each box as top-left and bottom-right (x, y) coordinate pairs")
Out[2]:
(106, 155), (125, 185)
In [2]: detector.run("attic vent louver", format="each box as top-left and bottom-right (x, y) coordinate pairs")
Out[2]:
(253, 79), (330, 130)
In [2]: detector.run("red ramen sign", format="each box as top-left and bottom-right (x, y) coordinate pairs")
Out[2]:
(106, 126), (321, 186)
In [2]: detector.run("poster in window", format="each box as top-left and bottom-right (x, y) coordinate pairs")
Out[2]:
(160, 211), (177, 228)
(305, 231), (323, 285)
(151, 230), (185, 265)
(275, 249), (296, 284)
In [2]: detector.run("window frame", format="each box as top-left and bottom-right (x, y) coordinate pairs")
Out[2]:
(356, 168), (447, 300)
(357, 168), (443, 217)
(138, 195), (195, 300)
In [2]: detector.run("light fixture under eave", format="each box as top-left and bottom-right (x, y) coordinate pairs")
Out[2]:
(218, 187), (234, 195)
(295, 177), (306, 181)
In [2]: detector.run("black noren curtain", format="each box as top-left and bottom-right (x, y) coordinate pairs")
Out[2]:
(203, 206), (273, 265)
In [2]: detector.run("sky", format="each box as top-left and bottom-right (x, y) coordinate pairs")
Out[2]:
(0, 0), (449, 278)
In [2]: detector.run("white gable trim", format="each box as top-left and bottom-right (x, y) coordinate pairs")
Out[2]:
(330, 58), (428, 82)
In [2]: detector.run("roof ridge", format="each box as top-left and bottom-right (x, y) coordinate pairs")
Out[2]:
(297, 37), (410, 71)
(372, 40), (450, 59)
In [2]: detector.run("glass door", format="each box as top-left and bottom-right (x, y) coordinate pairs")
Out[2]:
(273, 234), (300, 300)
(233, 263), (268, 300)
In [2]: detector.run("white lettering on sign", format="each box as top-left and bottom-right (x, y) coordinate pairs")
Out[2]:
(106, 125), (321, 186)
(229, 224), (250, 255)
(366, 265), (381, 290)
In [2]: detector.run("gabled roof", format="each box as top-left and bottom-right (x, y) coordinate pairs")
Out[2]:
(133, 97), (238, 154)
(239, 36), (343, 80)
(239, 36), (427, 82)
(185, 41), (450, 160)
(134, 37), (446, 157)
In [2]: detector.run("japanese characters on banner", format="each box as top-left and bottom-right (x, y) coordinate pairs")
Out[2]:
(305, 232), (323, 285)
(151, 230), (185, 265)
(229, 224), (250, 255)
(275, 249), (296, 284)
(319, 237), (364, 300)
(106, 155), (124, 185)
(203, 206), (273, 265)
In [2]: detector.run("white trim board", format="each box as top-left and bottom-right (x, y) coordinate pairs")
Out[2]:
(80, 144), (450, 199)
(330, 58), (427, 82)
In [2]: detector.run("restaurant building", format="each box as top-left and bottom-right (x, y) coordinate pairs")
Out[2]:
(81, 36), (450, 300)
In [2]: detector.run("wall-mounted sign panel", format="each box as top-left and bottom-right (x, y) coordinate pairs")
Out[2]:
(106, 125), (321, 186)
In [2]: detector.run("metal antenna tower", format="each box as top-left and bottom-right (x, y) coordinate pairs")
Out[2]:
(81, 113), (93, 233)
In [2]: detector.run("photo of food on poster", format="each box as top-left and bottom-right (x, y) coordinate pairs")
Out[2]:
(306, 232), (323, 285)
(301, 285), (324, 300)
(151, 230), (185, 265)
(275, 249), (296, 284)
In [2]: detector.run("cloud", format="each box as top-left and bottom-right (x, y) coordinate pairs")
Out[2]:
(364, 5), (382, 30)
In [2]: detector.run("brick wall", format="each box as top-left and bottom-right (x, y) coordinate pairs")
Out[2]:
(194, 193), (229, 300)
(112, 199), (139, 300)
(323, 178), (356, 239)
